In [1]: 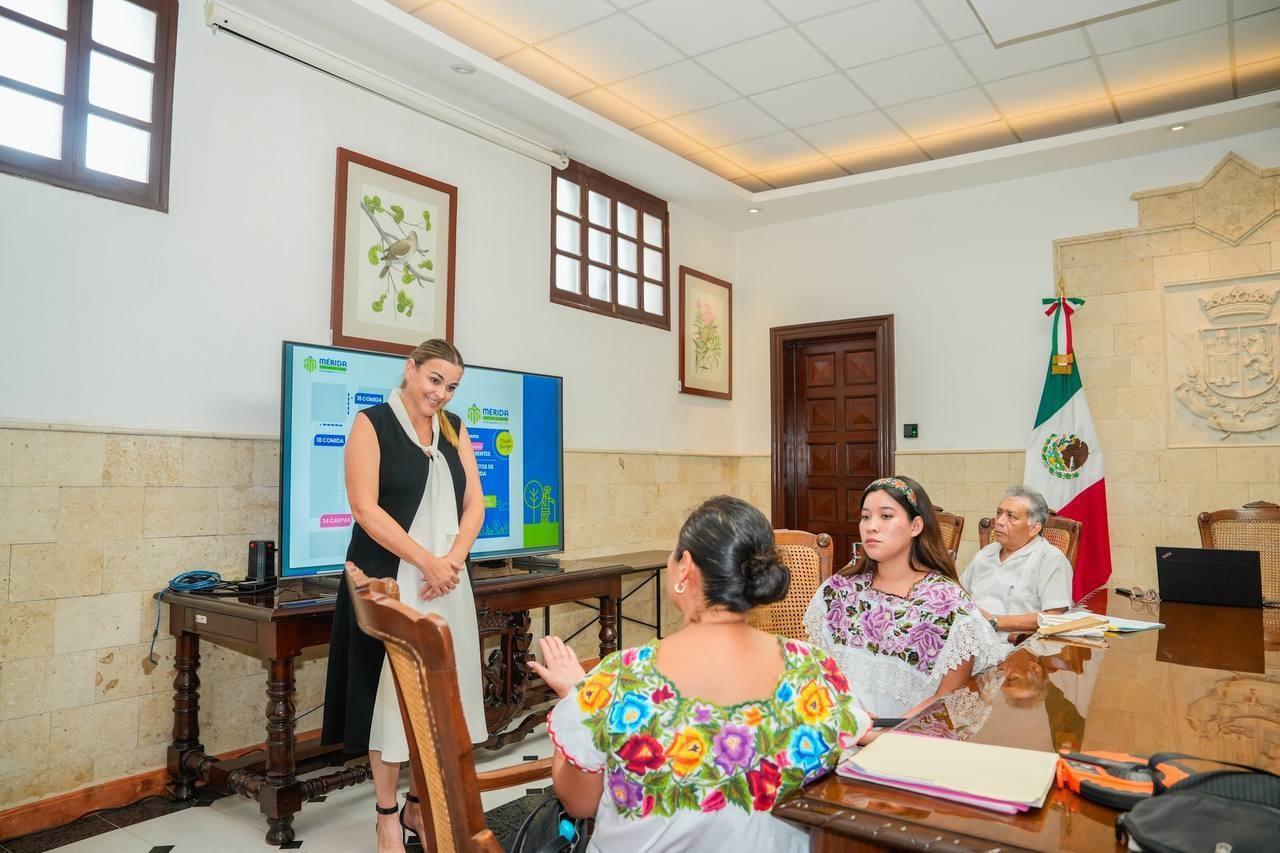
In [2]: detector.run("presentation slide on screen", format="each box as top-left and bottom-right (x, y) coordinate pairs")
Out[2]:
(281, 344), (562, 576)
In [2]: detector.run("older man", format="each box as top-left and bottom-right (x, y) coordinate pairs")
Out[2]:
(962, 486), (1073, 638)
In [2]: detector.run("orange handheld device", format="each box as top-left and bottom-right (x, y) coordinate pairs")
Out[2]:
(1055, 751), (1192, 810)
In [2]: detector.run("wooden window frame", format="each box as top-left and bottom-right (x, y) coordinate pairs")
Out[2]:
(549, 159), (671, 330)
(0, 0), (179, 211)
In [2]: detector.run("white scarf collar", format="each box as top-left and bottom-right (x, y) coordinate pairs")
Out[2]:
(388, 388), (460, 554)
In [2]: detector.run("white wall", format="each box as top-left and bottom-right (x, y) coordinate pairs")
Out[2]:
(733, 128), (1280, 453)
(0, 2), (738, 453)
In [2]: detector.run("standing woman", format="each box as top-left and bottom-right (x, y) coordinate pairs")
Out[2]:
(804, 476), (1005, 719)
(321, 339), (489, 853)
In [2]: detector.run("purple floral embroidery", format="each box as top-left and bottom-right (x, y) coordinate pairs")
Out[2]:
(859, 604), (895, 646)
(712, 724), (756, 774)
(916, 582), (964, 618)
(905, 621), (946, 666)
(693, 704), (713, 724)
(825, 603), (851, 635)
(608, 769), (644, 810)
(827, 572), (852, 591)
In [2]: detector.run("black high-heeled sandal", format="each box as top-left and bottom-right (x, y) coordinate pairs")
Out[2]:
(400, 793), (422, 847)
(375, 801), (400, 844)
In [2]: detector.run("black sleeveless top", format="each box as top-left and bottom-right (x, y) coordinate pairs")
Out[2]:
(343, 402), (467, 579)
(321, 402), (467, 753)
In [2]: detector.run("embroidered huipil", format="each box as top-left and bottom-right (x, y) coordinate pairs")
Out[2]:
(803, 572), (1006, 718)
(547, 638), (870, 853)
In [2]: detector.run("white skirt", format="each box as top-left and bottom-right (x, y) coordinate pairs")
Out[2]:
(367, 559), (489, 761)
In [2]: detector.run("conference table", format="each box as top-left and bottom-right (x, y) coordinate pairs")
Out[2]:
(774, 588), (1280, 851)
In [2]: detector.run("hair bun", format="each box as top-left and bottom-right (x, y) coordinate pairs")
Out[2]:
(742, 548), (788, 608)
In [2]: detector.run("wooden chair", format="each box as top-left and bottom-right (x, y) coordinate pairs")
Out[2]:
(933, 506), (965, 561)
(977, 514), (1083, 570)
(747, 530), (834, 639)
(1198, 500), (1280, 606)
(345, 565), (553, 853)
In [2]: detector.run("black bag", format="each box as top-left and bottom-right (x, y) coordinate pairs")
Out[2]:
(506, 793), (592, 853)
(1116, 752), (1280, 853)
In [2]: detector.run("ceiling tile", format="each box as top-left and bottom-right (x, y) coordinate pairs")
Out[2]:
(886, 86), (1000, 137)
(572, 87), (657, 128)
(610, 61), (737, 117)
(749, 72), (874, 127)
(413, 3), (526, 57)
(952, 29), (1091, 82)
(628, 0), (785, 55)
(1234, 8), (1280, 65)
(1086, 0), (1227, 54)
(666, 98), (784, 147)
(833, 141), (929, 174)
(633, 121), (705, 155)
(1235, 0), (1280, 17)
(969, 0), (1157, 44)
(733, 175), (775, 191)
(388, 0), (430, 11)
(1008, 99), (1116, 141)
(458, 0), (614, 43)
(699, 28), (835, 94)
(502, 48), (596, 96)
(919, 0), (985, 40)
(915, 120), (1017, 159)
(769, 0), (870, 24)
(1097, 26), (1229, 93)
(716, 131), (824, 171)
(847, 44), (974, 106)
(540, 15), (682, 83)
(609, 0), (650, 7)
(756, 158), (847, 187)
(984, 60), (1108, 117)
(795, 110), (906, 156)
(687, 149), (748, 179)
(1237, 56), (1280, 96)
(1112, 70), (1233, 120)
(800, 0), (943, 68)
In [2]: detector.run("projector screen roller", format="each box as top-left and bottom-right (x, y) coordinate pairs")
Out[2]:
(279, 342), (563, 577)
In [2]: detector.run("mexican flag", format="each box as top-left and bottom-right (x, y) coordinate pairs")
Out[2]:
(1024, 295), (1112, 599)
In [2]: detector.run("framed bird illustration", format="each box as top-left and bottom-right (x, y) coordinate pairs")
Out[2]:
(331, 148), (457, 353)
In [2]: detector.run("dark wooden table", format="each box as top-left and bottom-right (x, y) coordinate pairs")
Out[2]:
(774, 588), (1280, 852)
(161, 550), (666, 845)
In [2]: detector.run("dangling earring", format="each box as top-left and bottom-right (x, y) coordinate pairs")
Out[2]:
(673, 579), (687, 594)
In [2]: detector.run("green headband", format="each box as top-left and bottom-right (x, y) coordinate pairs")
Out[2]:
(866, 477), (919, 511)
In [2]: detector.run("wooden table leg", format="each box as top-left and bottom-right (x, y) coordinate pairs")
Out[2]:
(167, 630), (203, 801)
(262, 656), (298, 846)
(598, 593), (619, 657)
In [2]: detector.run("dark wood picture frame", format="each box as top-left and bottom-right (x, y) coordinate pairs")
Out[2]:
(678, 265), (733, 400)
(331, 147), (457, 355)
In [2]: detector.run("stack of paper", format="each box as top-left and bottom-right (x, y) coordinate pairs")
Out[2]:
(1038, 611), (1164, 636)
(837, 732), (1059, 814)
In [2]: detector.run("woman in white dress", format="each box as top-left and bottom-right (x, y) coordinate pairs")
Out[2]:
(804, 476), (1006, 719)
(321, 339), (489, 853)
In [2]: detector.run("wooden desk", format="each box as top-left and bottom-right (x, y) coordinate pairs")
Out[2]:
(774, 588), (1280, 852)
(162, 551), (665, 845)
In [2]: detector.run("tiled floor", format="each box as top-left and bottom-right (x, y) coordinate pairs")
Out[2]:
(2, 729), (555, 853)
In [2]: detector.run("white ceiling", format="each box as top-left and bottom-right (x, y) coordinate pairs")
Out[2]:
(213, 0), (1280, 229)
(378, 0), (1280, 191)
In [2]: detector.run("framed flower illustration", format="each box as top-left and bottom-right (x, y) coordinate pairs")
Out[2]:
(331, 148), (457, 354)
(679, 266), (732, 400)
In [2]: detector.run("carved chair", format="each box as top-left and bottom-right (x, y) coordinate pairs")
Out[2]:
(933, 506), (965, 562)
(345, 565), (553, 852)
(1198, 501), (1280, 607)
(747, 530), (834, 640)
(978, 514), (1083, 570)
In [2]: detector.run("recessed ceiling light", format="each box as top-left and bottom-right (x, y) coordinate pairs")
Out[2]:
(1170, 124), (1186, 132)
(451, 63), (476, 75)
(748, 208), (761, 214)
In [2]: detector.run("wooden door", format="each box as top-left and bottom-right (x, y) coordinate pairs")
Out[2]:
(771, 317), (895, 566)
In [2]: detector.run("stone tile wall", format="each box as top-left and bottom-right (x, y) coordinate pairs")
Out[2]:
(0, 425), (767, 810)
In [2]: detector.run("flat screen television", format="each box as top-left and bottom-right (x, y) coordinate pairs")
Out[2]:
(279, 341), (564, 578)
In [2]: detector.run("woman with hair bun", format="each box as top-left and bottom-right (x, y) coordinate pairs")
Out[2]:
(804, 476), (1005, 719)
(532, 496), (870, 852)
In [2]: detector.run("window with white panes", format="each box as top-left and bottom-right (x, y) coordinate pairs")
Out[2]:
(0, 0), (178, 210)
(551, 160), (670, 329)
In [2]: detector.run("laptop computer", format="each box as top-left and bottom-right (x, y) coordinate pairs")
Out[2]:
(1154, 546), (1263, 608)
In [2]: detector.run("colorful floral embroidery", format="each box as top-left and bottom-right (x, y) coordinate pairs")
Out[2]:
(819, 572), (979, 674)
(576, 638), (863, 820)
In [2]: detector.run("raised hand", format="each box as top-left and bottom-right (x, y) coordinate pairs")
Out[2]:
(528, 636), (586, 699)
